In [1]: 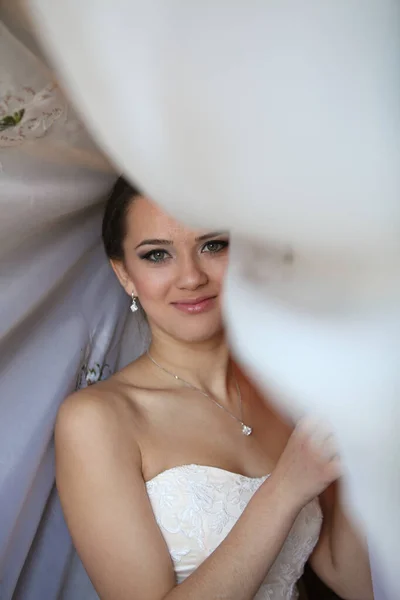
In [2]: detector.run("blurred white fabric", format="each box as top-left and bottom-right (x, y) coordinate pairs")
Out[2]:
(25, 2), (399, 598)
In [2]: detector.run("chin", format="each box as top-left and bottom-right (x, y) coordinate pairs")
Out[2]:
(172, 320), (224, 344)
(149, 310), (224, 344)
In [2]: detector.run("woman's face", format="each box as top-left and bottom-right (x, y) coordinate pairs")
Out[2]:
(114, 195), (230, 343)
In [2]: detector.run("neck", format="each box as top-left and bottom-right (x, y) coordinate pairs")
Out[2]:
(148, 328), (231, 400)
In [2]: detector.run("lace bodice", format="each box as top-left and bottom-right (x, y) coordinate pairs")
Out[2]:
(146, 464), (322, 599)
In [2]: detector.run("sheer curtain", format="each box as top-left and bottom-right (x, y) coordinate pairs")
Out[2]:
(0, 6), (144, 598)
(25, 2), (398, 597)
(0, 3), (393, 599)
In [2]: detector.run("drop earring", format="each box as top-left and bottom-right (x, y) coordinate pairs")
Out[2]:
(130, 293), (139, 313)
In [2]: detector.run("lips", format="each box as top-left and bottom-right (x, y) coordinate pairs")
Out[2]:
(174, 295), (215, 305)
(171, 295), (217, 314)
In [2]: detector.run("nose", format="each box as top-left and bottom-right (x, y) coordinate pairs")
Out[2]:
(175, 254), (208, 290)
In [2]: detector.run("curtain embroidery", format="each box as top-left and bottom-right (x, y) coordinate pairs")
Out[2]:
(0, 84), (65, 147)
(75, 361), (112, 390)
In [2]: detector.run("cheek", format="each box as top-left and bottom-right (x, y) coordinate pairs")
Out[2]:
(131, 264), (173, 301)
(205, 255), (229, 285)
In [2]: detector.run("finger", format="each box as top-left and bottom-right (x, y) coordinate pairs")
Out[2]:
(327, 455), (342, 480)
(295, 415), (321, 437)
(315, 432), (340, 461)
(304, 419), (337, 451)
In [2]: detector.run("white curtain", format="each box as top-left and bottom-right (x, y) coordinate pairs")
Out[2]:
(0, 7), (146, 598)
(24, 2), (398, 597)
(0, 2), (394, 598)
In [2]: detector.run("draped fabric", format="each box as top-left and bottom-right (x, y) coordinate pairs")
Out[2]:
(0, 6), (146, 598)
(0, 2), (395, 599)
(25, 2), (399, 598)
(25, 2), (400, 598)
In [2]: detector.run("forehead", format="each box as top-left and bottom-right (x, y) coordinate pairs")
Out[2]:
(126, 195), (206, 241)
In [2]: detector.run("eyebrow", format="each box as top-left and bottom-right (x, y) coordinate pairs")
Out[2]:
(195, 231), (227, 241)
(135, 231), (227, 249)
(135, 238), (172, 249)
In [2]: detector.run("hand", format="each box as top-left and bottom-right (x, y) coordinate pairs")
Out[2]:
(272, 417), (341, 509)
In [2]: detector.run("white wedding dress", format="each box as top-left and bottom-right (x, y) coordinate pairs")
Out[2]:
(146, 464), (322, 599)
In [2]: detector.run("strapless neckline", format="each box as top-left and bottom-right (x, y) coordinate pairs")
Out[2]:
(145, 463), (270, 485)
(145, 462), (323, 598)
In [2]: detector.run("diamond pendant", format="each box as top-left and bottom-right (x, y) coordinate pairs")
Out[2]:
(241, 423), (253, 436)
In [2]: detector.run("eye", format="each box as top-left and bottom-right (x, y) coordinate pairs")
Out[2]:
(140, 249), (170, 263)
(201, 240), (229, 254)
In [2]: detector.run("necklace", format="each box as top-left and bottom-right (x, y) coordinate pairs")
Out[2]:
(146, 351), (253, 436)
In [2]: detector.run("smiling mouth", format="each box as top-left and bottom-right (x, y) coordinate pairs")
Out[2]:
(171, 296), (217, 314)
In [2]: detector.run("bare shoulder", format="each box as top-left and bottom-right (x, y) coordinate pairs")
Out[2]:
(54, 367), (177, 599)
(55, 371), (146, 469)
(58, 352), (154, 425)
(56, 352), (173, 474)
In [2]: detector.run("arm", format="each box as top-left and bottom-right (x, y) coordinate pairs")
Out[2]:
(56, 396), (337, 600)
(310, 483), (373, 600)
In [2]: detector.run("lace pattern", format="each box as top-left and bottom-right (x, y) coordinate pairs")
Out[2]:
(146, 464), (322, 598)
(0, 84), (66, 147)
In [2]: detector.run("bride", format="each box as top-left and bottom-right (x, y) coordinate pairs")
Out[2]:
(55, 177), (373, 600)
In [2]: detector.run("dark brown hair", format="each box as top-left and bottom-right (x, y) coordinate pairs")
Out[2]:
(102, 176), (141, 261)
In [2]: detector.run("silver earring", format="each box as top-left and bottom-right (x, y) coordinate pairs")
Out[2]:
(130, 293), (139, 313)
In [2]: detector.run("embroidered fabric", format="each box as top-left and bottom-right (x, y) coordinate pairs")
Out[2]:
(146, 464), (322, 599)
(0, 82), (66, 147)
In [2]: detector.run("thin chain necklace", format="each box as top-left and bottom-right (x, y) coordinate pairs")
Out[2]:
(146, 351), (253, 436)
